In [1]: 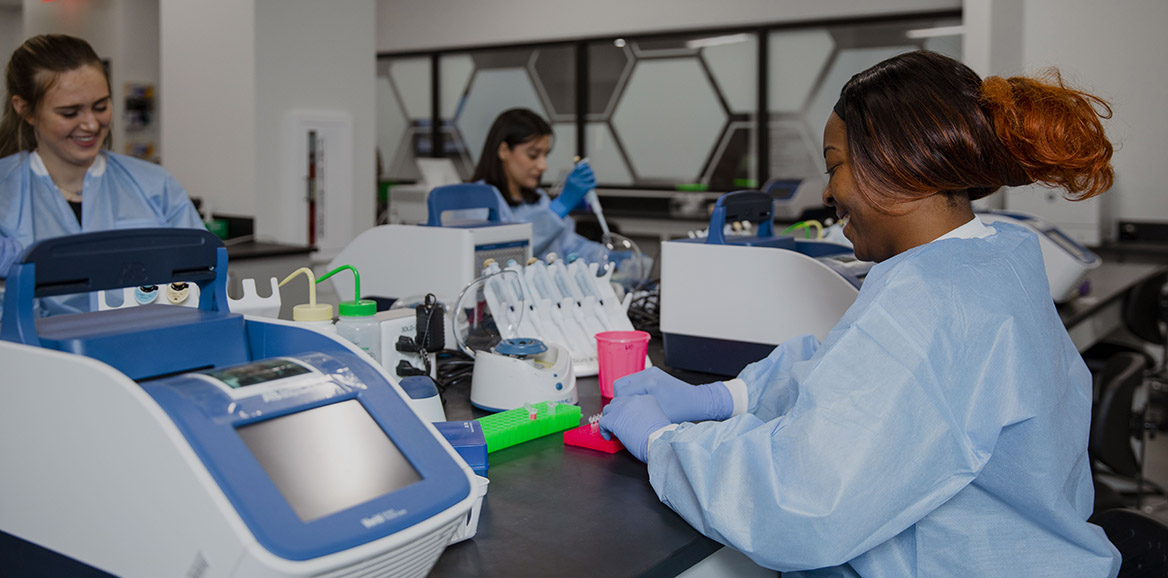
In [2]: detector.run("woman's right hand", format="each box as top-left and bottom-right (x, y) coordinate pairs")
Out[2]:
(614, 367), (734, 423)
(550, 161), (597, 217)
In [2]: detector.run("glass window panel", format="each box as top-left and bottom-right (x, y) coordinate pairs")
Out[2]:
(455, 66), (548, 168)
(531, 46), (576, 121)
(439, 54), (474, 121)
(768, 18), (962, 197)
(611, 57), (727, 185)
(580, 121), (634, 187)
(587, 42), (632, 119)
(378, 56), (429, 182)
(387, 57), (431, 120)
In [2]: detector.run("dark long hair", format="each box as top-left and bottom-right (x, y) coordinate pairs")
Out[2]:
(471, 108), (552, 206)
(1, 34), (110, 158)
(836, 50), (1113, 213)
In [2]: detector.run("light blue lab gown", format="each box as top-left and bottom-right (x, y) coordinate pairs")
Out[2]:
(647, 222), (1121, 577)
(477, 182), (607, 263)
(0, 150), (204, 315)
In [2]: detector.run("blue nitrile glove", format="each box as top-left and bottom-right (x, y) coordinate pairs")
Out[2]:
(549, 161), (597, 217)
(613, 366), (734, 423)
(599, 394), (672, 463)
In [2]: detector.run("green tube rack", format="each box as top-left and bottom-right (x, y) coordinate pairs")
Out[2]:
(476, 401), (582, 453)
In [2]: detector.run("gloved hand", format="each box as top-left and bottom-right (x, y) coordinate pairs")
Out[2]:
(599, 394), (672, 463)
(614, 367), (734, 423)
(549, 161), (597, 217)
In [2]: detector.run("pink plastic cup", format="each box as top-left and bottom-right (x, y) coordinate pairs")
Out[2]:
(596, 330), (651, 399)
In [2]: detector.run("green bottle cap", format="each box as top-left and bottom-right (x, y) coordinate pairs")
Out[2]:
(338, 299), (377, 317)
(317, 264), (377, 317)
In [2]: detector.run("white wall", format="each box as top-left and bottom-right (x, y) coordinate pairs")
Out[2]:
(110, 0), (160, 161)
(160, 0), (256, 217)
(965, 0), (1168, 241)
(1020, 0), (1168, 234)
(161, 0), (375, 253)
(253, 0), (376, 254)
(376, 0), (962, 52)
(0, 7), (22, 68)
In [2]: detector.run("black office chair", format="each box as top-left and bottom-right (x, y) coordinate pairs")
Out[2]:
(1082, 272), (1166, 376)
(1090, 352), (1167, 511)
(1092, 508), (1168, 578)
(1124, 271), (1168, 350)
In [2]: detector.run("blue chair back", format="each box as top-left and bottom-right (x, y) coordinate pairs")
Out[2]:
(426, 183), (501, 226)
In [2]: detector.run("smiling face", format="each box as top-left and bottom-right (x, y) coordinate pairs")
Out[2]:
(15, 64), (111, 172)
(498, 134), (550, 200)
(822, 112), (905, 262)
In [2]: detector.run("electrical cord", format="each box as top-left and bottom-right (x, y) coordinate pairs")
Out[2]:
(435, 348), (476, 401)
(626, 281), (661, 339)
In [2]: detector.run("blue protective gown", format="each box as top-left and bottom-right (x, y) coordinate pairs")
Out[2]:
(647, 222), (1121, 577)
(0, 150), (204, 315)
(477, 182), (607, 263)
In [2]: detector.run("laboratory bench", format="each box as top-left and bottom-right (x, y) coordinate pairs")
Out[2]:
(431, 258), (1168, 577)
(430, 345), (722, 578)
(1058, 260), (1168, 352)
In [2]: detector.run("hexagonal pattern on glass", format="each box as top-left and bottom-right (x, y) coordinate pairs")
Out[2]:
(439, 54), (474, 120)
(389, 57), (431, 121)
(611, 58), (727, 183)
(769, 119), (823, 183)
(531, 46), (577, 121)
(455, 68), (548, 166)
(805, 45), (916, 152)
(587, 42), (633, 119)
(702, 121), (756, 188)
(768, 30), (834, 114)
(581, 122), (634, 186)
(376, 75), (409, 178)
(546, 122), (634, 188)
(701, 36), (757, 114)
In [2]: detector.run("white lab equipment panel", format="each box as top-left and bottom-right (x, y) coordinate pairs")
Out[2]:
(326, 222), (532, 306)
(660, 241), (860, 371)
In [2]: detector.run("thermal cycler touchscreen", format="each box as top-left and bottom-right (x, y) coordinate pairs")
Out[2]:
(237, 399), (423, 522)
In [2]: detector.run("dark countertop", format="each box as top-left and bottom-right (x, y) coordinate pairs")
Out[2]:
(1057, 261), (1166, 329)
(1093, 241), (1168, 264)
(223, 240), (314, 261)
(431, 349), (720, 578)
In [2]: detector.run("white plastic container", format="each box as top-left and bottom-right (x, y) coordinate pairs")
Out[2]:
(317, 264), (381, 362)
(336, 304), (380, 362)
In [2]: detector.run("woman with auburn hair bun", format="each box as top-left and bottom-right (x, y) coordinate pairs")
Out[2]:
(601, 50), (1121, 577)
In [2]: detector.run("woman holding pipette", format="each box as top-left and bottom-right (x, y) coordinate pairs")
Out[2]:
(470, 108), (607, 263)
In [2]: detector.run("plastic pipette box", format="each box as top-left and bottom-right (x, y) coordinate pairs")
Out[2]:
(563, 422), (625, 454)
(433, 420), (488, 477)
(476, 401), (582, 453)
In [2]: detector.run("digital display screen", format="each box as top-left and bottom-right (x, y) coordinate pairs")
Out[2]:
(203, 359), (311, 389)
(236, 400), (422, 522)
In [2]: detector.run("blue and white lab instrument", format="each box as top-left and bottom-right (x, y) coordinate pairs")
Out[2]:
(0, 229), (476, 577)
(327, 183), (532, 307)
(977, 210), (1101, 303)
(661, 191), (871, 376)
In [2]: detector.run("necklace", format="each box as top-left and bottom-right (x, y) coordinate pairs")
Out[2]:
(60, 188), (83, 203)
